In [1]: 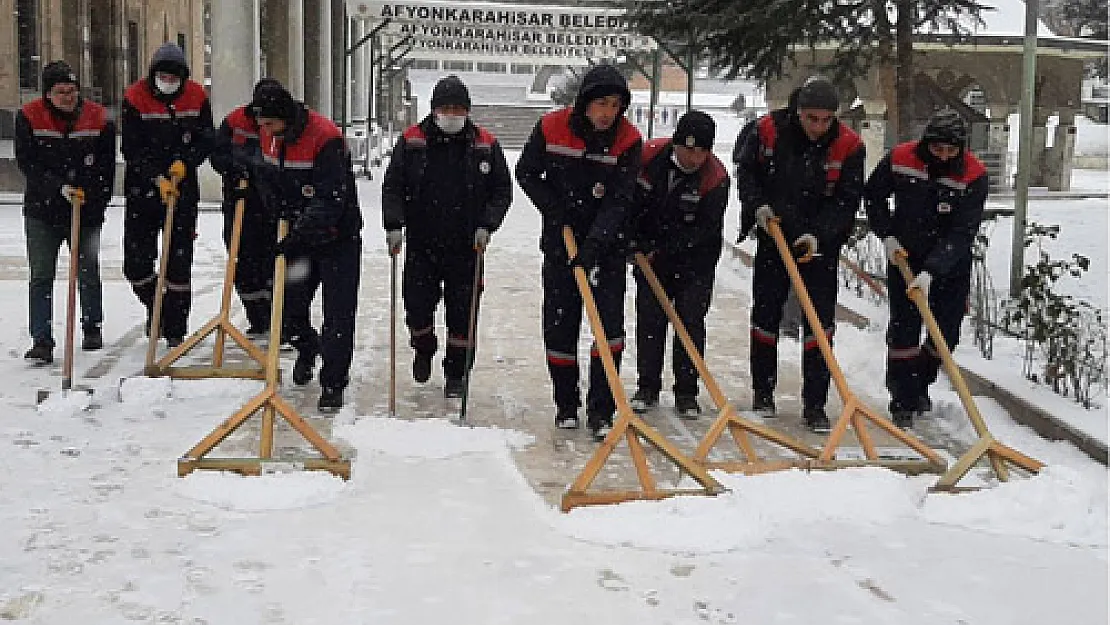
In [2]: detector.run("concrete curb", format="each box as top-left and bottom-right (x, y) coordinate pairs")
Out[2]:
(724, 240), (1109, 466)
(958, 367), (1109, 466)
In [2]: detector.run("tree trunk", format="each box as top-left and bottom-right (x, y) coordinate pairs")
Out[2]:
(895, 0), (916, 142)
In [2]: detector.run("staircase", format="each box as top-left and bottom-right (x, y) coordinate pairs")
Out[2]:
(469, 104), (551, 149)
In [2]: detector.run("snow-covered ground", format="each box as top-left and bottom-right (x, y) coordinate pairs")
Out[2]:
(0, 151), (1106, 623)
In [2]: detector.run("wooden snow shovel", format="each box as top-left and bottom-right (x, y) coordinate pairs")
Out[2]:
(144, 172), (183, 374)
(559, 227), (723, 512)
(764, 218), (945, 470)
(631, 252), (820, 472)
(37, 189), (95, 404)
(891, 254), (1042, 489)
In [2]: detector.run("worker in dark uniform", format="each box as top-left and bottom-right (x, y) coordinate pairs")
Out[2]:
(516, 64), (643, 440)
(120, 42), (215, 346)
(382, 75), (513, 398)
(627, 110), (730, 418)
(864, 109), (987, 428)
(249, 80), (363, 412)
(734, 76), (865, 432)
(209, 78), (282, 335)
(14, 60), (116, 363)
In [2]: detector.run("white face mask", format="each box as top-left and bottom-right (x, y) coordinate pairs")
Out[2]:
(155, 77), (181, 95)
(435, 113), (466, 135)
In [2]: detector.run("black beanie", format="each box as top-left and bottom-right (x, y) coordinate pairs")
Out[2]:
(921, 109), (968, 147)
(673, 111), (716, 149)
(149, 42), (189, 79)
(795, 76), (839, 111)
(430, 75), (471, 110)
(248, 79), (297, 120)
(42, 60), (78, 94)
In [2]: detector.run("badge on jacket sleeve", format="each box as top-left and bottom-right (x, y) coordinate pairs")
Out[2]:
(479, 160), (491, 174)
(85, 154), (95, 166)
(182, 131), (192, 145)
(937, 202), (952, 213)
(302, 184), (315, 198)
(592, 182), (606, 199)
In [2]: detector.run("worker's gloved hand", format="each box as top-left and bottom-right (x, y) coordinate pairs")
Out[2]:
(792, 233), (818, 263)
(167, 159), (187, 182)
(386, 229), (403, 256)
(60, 184), (85, 205)
(755, 205), (775, 231)
(570, 238), (601, 271)
(473, 227), (490, 252)
(884, 236), (906, 264)
(909, 271), (932, 301)
(156, 176), (179, 205)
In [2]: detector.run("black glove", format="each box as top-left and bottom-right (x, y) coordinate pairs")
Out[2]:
(274, 228), (306, 257)
(570, 238), (601, 270)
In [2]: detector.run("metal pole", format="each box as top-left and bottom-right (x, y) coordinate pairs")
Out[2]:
(1009, 0), (1038, 298)
(648, 47), (661, 139)
(686, 29), (695, 112)
(365, 33), (375, 172)
(341, 14), (348, 135)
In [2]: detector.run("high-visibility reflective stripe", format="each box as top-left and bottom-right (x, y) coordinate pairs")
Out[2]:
(584, 154), (617, 165)
(546, 144), (583, 158)
(263, 155), (313, 169)
(546, 349), (576, 366)
(232, 128), (259, 140)
(32, 129), (64, 138)
(130, 274), (156, 287)
(139, 113), (173, 120)
(888, 345), (921, 360)
(892, 164), (929, 180)
(410, 325), (434, 336)
(751, 326), (777, 345)
(166, 281), (191, 292)
(406, 137), (427, 147)
(938, 177), (968, 191)
(589, 337), (624, 357)
(803, 327), (834, 351)
(447, 334), (472, 348)
(239, 290), (270, 302)
(636, 176), (652, 190)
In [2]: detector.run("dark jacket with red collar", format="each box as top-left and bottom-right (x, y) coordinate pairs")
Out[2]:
(121, 77), (214, 209)
(209, 105), (265, 212)
(14, 97), (116, 226)
(516, 106), (643, 257)
(629, 138), (730, 266)
(735, 107), (865, 253)
(255, 105), (363, 245)
(864, 140), (988, 276)
(382, 115), (512, 247)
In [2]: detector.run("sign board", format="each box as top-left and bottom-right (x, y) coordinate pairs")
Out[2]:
(348, 0), (655, 63)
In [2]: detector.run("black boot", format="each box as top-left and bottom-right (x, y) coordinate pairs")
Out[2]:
(675, 394), (702, 418)
(292, 349), (317, 385)
(889, 399), (915, 429)
(318, 387), (344, 413)
(412, 351), (432, 384)
(81, 325), (103, 351)
(554, 405), (579, 429)
(752, 390), (776, 417)
(587, 412), (613, 441)
(803, 407), (831, 433)
(444, 377), (465, 399)
(24, 339), (54, 365)
(629, 387), (659, 413)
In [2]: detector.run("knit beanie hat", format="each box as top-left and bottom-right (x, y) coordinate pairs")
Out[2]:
(248, 79), (297, 120)
(149, 42), (189, 79)
(430, 75), (471, 110)
(795, 76), (839, 111)
(42, 60), (78, 94)
(673, 111), (716, 149)
(921, 109), (968, 147)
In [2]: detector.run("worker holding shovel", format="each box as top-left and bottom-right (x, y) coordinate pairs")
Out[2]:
(626, 111), (730, 418)
(14, 60), (116, 365)
(734, 76), (866, 433)
(863, 109), (988, 429)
